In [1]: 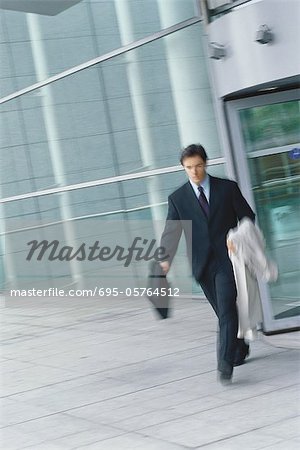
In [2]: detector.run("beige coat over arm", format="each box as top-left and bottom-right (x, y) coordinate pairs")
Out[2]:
(227, 218), (278, 340)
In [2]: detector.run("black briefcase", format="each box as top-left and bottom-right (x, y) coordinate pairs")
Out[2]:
(146, 261), (171, 319)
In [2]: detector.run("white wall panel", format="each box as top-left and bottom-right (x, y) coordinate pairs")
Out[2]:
(207, 0), (299, 97)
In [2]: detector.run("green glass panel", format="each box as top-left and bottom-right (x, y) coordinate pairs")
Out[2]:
(248, 151), (300, 319)
(239, 101), (300, 152)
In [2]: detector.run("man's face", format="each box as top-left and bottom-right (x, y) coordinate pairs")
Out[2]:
(182, 155), (207, 185)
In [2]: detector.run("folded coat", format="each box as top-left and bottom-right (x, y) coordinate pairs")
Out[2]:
(227, 218), (278, 340)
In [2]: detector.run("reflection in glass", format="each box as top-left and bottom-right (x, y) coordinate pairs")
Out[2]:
(240, 101), (300, 152)
(1, 166), (226, 296)
(1, 5), (225, 304)
(249, 152), (300, 319)
(0, 0), (198, 98)
(1, 22), (221, 198)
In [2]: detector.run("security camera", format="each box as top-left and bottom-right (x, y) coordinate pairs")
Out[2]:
(209, 42), (226, 60)
(255, 25), (273, 44)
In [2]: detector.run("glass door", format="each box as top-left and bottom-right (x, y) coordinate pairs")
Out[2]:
(226, 90), (300, 333)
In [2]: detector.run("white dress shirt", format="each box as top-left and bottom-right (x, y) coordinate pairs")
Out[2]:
(189, 175), (210, 203)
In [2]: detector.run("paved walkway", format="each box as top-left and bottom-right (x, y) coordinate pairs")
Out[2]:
(1, 296), (299, 449)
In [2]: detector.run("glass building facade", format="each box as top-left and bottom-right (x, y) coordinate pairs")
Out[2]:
(1, 0), (299, 332)
(0, 0), (226, 295)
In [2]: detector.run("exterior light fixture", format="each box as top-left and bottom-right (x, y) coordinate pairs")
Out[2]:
(209, 42), (226, 60)
(255, 25), (273, 44)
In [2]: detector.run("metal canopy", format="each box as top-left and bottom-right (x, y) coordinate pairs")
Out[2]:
(0, 0), (83, 16)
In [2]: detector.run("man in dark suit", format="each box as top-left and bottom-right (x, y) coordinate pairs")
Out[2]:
(160, 144), (255, 384)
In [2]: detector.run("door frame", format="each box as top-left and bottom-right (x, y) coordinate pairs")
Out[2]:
(225, 89), (300, 334)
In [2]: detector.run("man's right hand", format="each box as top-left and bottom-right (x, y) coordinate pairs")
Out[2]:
(159, 261), (170, 274)
(227, 239), (236, 254)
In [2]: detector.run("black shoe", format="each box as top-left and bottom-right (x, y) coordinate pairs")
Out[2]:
(218, 360), (233, 385)
(234, 341), (250, 366)
(218, 370), (233, 385)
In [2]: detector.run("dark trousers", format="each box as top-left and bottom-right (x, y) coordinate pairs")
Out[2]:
(199, 254), (238, 370)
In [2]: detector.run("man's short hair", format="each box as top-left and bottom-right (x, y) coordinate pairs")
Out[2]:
(180, 144), (208, 165)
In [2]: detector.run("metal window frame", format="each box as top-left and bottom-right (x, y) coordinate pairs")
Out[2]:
(0, 158), (225, 204)
(1, 201), (169, 236)
(0, 11), (212, 204)
(204, 0), (252, 22)
(0, 16), (202, 105)
(0, 1), (227, 207)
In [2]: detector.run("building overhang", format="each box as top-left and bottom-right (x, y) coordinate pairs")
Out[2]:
(0, 0), (83, 16)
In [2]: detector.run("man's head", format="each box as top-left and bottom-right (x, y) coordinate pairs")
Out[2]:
(180, 144), (208, 185)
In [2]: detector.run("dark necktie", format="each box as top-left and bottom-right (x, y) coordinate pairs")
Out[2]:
(198, 185), (209, 217)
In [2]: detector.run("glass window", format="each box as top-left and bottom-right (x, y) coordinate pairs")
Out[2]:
(248, 152), (300, 319)
(1, 164), (226, 295)
(0, 0), (198, 98)
(1, 6), (226, 300)
(1, 22), (222, 198)
(237, 97), (300, 324)
(239, 101), (300, 153)
(1, 169), (202, 294)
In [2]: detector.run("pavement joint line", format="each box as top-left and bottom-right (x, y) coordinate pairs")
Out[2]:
(18, 421), (130, 450)
(99, 381), (299, 429)
(0, 347), (215, 375)
(0, 320), (212, 343)
(255, 437), (298, 450)
(1, 351), (292, 405)
(20, 431), (128, 450)
(2, 303), (149, 315)
(1, 301), (298, 448)
(125, 429), (194, 450)
(99, 383), (298, 434)
(189, 414), (298, 449)
(133, 429), (276, 450)
(0, 369), (218, 429)
(1, 345), (290, 401)
(1, 311), (146, 328)
(1, 379), (297, 432)
(10, 337), (214, 360)
(0, 324), (216, 343)
(62, 390), (226, 427)
(1, 300), (208, 321)
(66, 409), (299, 450)
(0, 345), (218, 399)
(68, 430), (193, 450)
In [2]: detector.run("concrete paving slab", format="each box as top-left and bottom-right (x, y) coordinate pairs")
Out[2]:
(1, 297), (299, 449)
(70, 433), (189, 450)
(194, 430), (285, 450)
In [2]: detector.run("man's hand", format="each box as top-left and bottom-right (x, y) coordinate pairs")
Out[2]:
(159, 261), (170, 274)
(227, 239), (236, 254)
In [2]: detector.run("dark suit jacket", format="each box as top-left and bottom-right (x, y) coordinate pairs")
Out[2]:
(160, 175), (255, 282)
